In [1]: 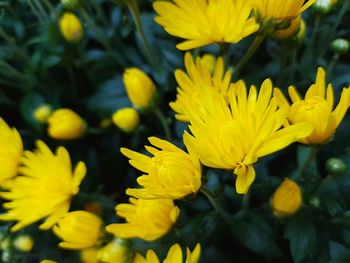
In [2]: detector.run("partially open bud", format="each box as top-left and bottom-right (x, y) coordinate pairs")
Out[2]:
(112, 107), (140, 133)
(33, 104), (52, 124)
(272, 178), (302, 217)
(330, 38), (350, 55)
(273, 16), (301, 40)
(47, 108), (86, 140)
(98, 238), (132, 263)
(325, 158), (346, 176)
(59, 12), (83, 43)
(13, 235), (34, 252)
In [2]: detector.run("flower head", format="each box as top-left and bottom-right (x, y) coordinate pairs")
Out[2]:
(59, 12), (83, 43)
(272, 178), (302, 217)
(112, 107), (140, 133)
(153, 0), (259, 50)
(0, 118), (23, 187)
(98, 238), (132, 263)
(133, 243), (201, 263)
(170, 53), (232, 122)
(47, 108), (86, 140)
(34, 104), (53, 124)
(13, 235), (34, 252)
(254, 0), (315, 21)
(106, 198), (180, 241)
(123, 68), (156, 110)
(53, 211), (103, 250)
(0, 140), (86, 231)
(121, 136), (201, 200)
(274, 67), (350, 145)
(184, 80), (312, 194)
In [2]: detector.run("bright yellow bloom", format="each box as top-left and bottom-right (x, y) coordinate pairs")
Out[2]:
(274, 67), (350, 145)
(0, 140), (86, 231)
(48, 108), (86, 140)
(13, 235), (34, 252)
(112, 107), (140, 133)
(153, 0), (259, 50)
(59, 12), (83, 43)
(0, 118), (23, 187)
(170, 53), (232, 122)
(53, 211), (103, 250)
(123, 68), (156, 109)
(81, 247), (99, 263)
(272, 178), (302, 216)
(122, 136), (201, 200)
(184, 80), (313, 194)
(34, 104), (53, 123)
(106, 198), (180, 241)
(133, 243), (201, 263)
(254, 0), (315, 20)
(98, 238), (132, 263)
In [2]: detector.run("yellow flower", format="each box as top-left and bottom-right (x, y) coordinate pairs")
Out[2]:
(112, 107), (140, 133)
(106, 198), (180, 241)
(13, 235), (34, 252)
(153, 0), (259, 50)
(40, 260), (58, 263)
(59, 12), (83, 43)
(273, 16), (301, 40)
(170, 53), (232, 122)
(184, 80), (313, 194)
(0, 118), (23, 187)
(254, 0), (315, 20)
(272, 178), (302, 216)
(53, 211), (103, 250)
(121, 137), (201, 200)
(274, 67), (350, 145)
(133, 243), (201, 263)
(199, 54), (216, 73)
(81, 247), (99, 263)
(0, 140), (86, 231)
(98, 238), (132, 263)
(34, 104), (53, 124)
(48, 108), (86, 140)
(123, 68), (156, 109)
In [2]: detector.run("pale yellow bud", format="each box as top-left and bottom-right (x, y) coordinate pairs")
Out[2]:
(272, 178), (302, 217)
(34, 104), (52, 123)
(59, 12), (83, 43)
(98, 238), (132, 263)
(13, 235), (34, 252)
(123, 68), (156, 109)
(80, 247), (99, 263)
(47, 108), (86, 140)
(112, 107), (140, 133)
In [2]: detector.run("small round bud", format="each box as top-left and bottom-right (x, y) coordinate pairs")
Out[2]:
(13, 235), (34, 252)
(0, 238), (10, 250)
(308, 197), (321, 208)
(34, 104), (53, 124)
(325, 158), (346, 176)
(61, 0), (83, 10)
(112, 107), (140, 133)
(59, 12), (83, 43)
(330, 38), (350, 55)
(313, 0), (333, 14)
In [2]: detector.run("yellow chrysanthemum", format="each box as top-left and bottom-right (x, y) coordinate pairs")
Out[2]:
(184, 80), (313, 194)
(153, 0), (259, 50)
(274, 67), (350, 145)
(133, 243), (201, 263)
(0, 140), (86, 232)
(121, 136), (201, 200)
(53, 211), (103, 250)
(106, 198), (180, 241)
(0, 118), (23, 187)
(98, 238), (133, 263)
(254, 0), (315, 20)
(170, 53), (232, 122)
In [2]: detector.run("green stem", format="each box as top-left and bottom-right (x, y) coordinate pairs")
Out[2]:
(200, 186), (231, 221)
(154, 108), (171, 140)
(219, 43), (230, 68)
(126, 0), (157, 68)
(293, 146), (318, 180)
(32, 0), (49, 20)
(234, 33), (266, 77)
(326, 54), (339, 77)
(28, 0), (46, 22)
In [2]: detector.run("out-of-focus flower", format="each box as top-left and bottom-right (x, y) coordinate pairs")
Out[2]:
(272, 178), (302, 217)
(33, 104), (53, 124)
(153, 0), (259, 50)
(99, 118), (113, 129)
(112, 107), (140, 133)
(81, 247), (99, 263)
(59, 12), (83, 43)
(106, 198), (180, 241)
(312, 0), (333, 14)
(330, 38), (350, 55)
(273, 16), (301, 40)
(40, 260), (58, 263)
(0, 238), (10, 250)
(0, 118), (23, 187)
(0, 140), (86, 231)
(274, 67), (350, 145)
(61, 0), (83, 10)
(13, 235), (34, 252)
(325, 158), (346, 176)
(254, 0), (315, 21)
(170, 53), (232, 122)
(123, 68), (156, 110)
(53, 211), (103, 250)
(47, 108), (86, 140)
(98, 238), (132, 263)
(133, 243), (201, 263)
(199, 54), (216, 73)
(184, 79), (312, 194)
(122, 136), (201, 200)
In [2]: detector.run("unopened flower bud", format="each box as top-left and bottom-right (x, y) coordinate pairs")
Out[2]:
(330, 38), (350, 55)
(13, 235), (34, 252)
(325, 158), (346, 176)
(61, 0), (83, 10)
(34, 104), (52, 124)
(112, 107), (140, 133)
(59, 12), (83, 43)
(313, 0), (333, 14)
(273, 17), (301, 40)
(98, 238), (132, 263)
(47, 108), (86, 140)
